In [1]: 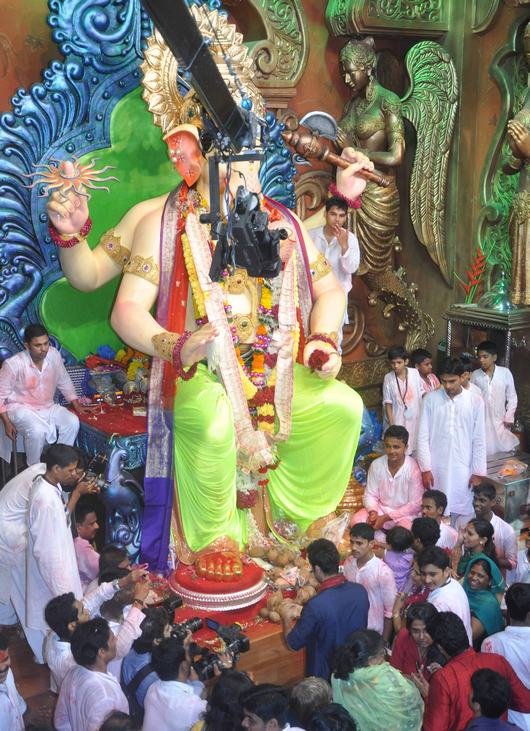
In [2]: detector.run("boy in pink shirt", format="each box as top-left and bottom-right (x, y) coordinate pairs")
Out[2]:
(343, 523), (397, 644)
(410, 348), (440, 394)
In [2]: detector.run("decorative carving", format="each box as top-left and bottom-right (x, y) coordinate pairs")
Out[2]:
(340, 355), (389, 389)
(250, 0), (308, 85)
(402, 41), (458, 285)
(325, 0), (448, 38)
(472, 0), (502, 34)
(475, 22), (528, 294)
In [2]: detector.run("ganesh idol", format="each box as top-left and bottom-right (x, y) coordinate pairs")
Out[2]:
(45, 9), (371, 572)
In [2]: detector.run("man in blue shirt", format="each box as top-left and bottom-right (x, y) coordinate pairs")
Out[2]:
(281, 538), (369, 680)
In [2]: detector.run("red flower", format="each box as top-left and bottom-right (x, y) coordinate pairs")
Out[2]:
(308, 349), (330, 372)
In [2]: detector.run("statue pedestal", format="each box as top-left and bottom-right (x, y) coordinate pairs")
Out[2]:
(443, 304), (530, 367)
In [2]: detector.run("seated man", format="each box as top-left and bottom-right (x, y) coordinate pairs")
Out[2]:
(143, 637), (207, 731)
(281, 538), (369, 680)
(422, 612), (530, 731)
(0, 323), (83, 465)
(352, 425), (423, 533)
(54, 618), (129, 731)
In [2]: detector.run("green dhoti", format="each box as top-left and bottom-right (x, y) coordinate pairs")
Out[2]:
(173, 362), (363, 553)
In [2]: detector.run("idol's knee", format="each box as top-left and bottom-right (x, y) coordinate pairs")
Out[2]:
(325, 379), (363, 425)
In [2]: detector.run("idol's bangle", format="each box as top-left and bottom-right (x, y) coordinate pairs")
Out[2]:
(48, 217), (92, 248)
(172, 330), (198, 381)
(152, 331), (179, 362)
(305, 332), (339, 351)
(328, 182), (362, 210)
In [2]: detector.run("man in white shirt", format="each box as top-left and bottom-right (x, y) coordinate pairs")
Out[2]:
(55, 617), (128, 731)
(26, 444), (100, 655)
(481, 583), (530, 730)
(418, 545), (473, 643)
(308, 196), (360, 343)
(470, 340), (519, 455)
(143, 637), (207, 731)
(0, 451), (96, 662)
(472, 482), (518, 572)
(421, 489), (459, 551)
(352, 425), (423, 533)
(417, 358), (487, 529)
(0, 634), (25, 731)
(0, 323), (83, 465)
(0, 462), (47, 657)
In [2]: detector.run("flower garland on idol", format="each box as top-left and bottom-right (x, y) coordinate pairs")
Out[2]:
(182, 199), (300, 510)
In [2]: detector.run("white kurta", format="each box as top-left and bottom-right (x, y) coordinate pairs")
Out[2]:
(26, 475), (82, 631)
(470, 365), (519, 455)
(358, 454), (423, 525)
(507, 549), (530, 585)
(143, 679), (207, 731)
(54, 665), (128, 731)
(490, 512), (518, 571)
(0, 463), (45, 603)
(382, 367), (424, 454)
(44, 632), (75, 694)
(0, 669), (26, 731)
(428, 578), (473, 643)
(416, 388), (487, 516)
(308, 226), (360, 297)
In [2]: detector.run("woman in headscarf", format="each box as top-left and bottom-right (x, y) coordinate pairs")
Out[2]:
(331, 630), (423, 731)
(463, 554), (505, 648)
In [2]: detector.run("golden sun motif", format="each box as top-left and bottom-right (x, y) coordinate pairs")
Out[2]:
(26, 158), (118, 198)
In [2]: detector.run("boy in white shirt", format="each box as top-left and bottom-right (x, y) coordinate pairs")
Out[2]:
(470, 340), (518, 455)
(382, 346), (423, 454)
(308, 196), (360, 345)
(351, 425), (423, 533)
(421, 489), (459, 551)
(343, 523), (397, 644)
(473, 482), (518, 572)
(417, 545), (472, 643)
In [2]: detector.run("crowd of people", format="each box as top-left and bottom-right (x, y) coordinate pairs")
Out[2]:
(0, 330), (529, 729)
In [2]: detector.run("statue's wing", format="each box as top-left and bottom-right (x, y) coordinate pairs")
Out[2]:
(402, 41), (458, 285)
